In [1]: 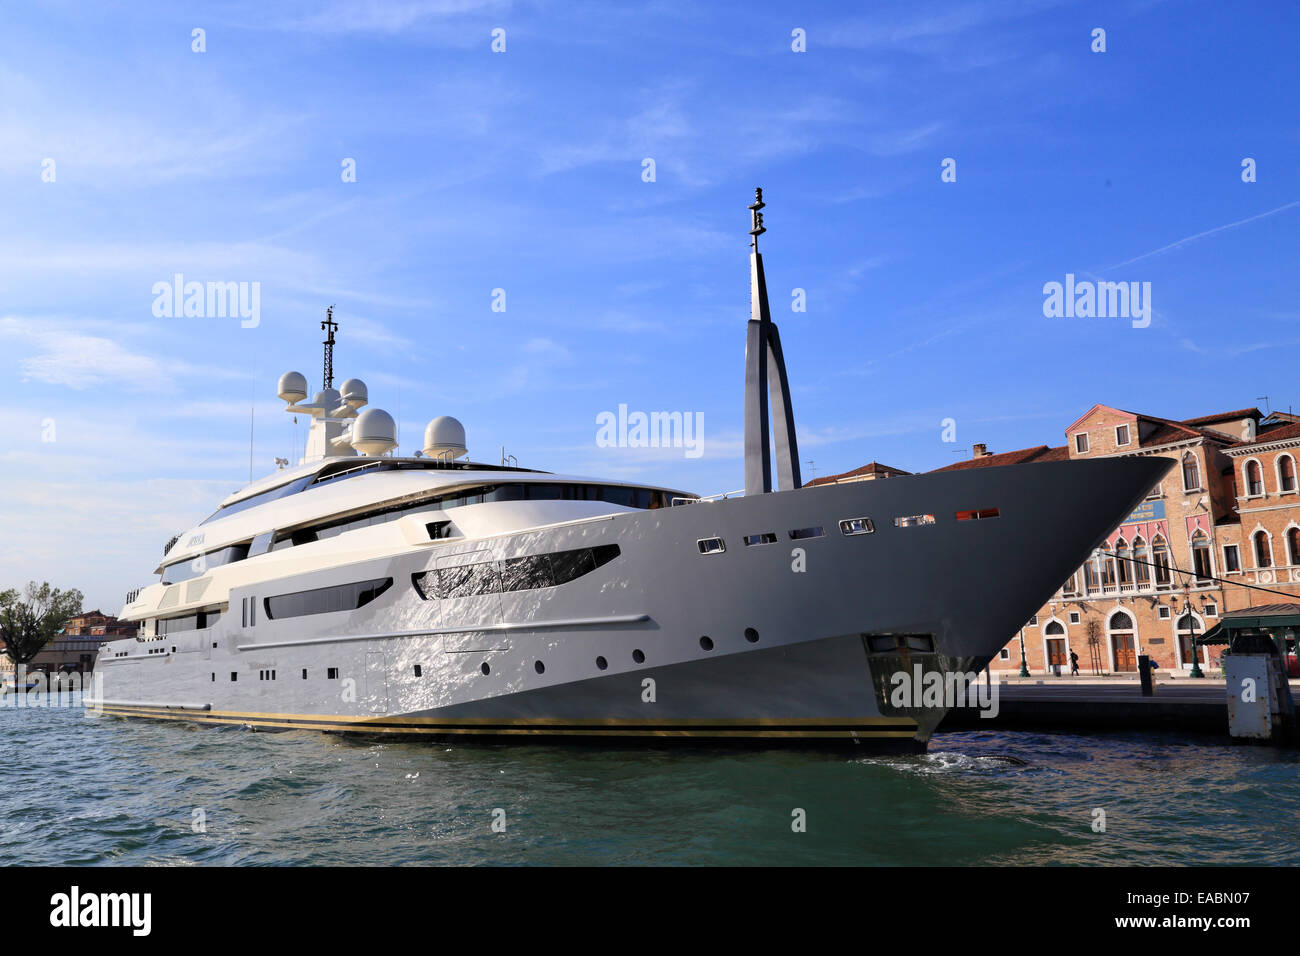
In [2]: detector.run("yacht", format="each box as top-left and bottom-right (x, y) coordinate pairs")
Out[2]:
(89, 191), (1168, 749)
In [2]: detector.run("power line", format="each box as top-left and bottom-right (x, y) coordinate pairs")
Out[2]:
(1092, 549), (1298, 604)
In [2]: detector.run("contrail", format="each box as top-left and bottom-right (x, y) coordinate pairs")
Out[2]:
(1102, 198), (1300, 271)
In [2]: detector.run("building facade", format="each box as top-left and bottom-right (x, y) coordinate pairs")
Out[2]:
(928, 405), (1300, 676)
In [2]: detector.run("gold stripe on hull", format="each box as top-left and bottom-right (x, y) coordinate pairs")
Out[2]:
(95, 705), (918, 739)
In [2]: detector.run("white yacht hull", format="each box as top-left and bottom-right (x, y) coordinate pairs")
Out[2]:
(89, 456), (1168, 750)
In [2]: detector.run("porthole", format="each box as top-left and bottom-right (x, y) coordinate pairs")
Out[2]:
(744, 628), (759, 643)
(632, 648), (645, 664)
(481, 662), (490, 676)
(699, 636), (714, 651)
(534, 660), (545, 675)
(595, 656), (608, 670)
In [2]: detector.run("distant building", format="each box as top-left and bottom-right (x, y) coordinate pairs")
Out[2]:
(805, 461), (911, 486)
(26, 610), (137, 676)
(932, 405), (1300, 675)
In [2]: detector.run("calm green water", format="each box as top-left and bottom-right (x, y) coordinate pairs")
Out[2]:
(2, 700), (1297, 865)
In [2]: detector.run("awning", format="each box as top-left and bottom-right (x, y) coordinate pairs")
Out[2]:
(1197, 603), (1300, 646)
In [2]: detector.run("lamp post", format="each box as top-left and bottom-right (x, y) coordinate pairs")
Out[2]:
(1018, 627), (1030, 677)
(1176, 588), (1206, 678)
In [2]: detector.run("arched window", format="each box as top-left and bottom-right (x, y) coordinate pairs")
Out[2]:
(1191, 531), (1211, 582)
(1115, 539), (1132, 589)
(1246, 460), (1264, 497)
(1109, 611), (1134, 630)
(1182, 453), (1201, 492)
(1254, 530), (1273, 568)
(1289, 527), (1300, 567)
(1152, 536), (1171, 586)
(1133, 536), (1151, 586)
(1279, 455), (1297, 494)
(1045, 620), (1065, 636)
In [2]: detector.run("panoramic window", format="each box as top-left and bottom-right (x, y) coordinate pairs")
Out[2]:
(156, 608), (222, 636)
(412, 545), (620, 601)
(263, 578), (393, 620)
(161, 542), (251, 584)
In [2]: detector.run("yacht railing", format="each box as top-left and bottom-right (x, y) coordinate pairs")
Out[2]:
(673, 489), (744, 506)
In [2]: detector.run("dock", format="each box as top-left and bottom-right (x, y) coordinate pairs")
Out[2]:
(937, 676), (1300, 736)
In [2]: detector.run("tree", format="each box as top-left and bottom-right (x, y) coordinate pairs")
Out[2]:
(0, 582), (83, 689)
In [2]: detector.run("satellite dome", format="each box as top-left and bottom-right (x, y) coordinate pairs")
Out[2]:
(278, 371), (308, 404)
(352, 408), (398, 457)
(423, 416), (467, 461)
(340, 378), (369, 409)
(310, 388), (341, 418)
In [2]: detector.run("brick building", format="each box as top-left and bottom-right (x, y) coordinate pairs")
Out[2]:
(928, 405), (1300, 675)
(21, 610), (136, 676)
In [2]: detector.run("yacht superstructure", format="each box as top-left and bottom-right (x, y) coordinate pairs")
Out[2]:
(90, 191), (1169, 749)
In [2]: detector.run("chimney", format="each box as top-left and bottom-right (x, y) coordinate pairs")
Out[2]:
(972, 443), (989, 458)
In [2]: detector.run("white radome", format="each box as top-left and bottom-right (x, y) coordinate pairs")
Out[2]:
(423, 416), (467, 460)
(352, 408), (398, 456)
(340, 378), (369, 409)
(278, 371), (308, 405)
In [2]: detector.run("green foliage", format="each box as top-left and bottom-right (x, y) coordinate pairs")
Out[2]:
(0, 582), (84, 666)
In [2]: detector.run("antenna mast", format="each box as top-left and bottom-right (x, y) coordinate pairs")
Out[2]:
(743, 188), (802, 495)
(321, 306), (338, 390)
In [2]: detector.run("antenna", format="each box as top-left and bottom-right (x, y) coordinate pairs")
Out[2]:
(249, 402), (255, 483)
(743, 187), (801, 495)
(748, 187), (766, 252)
(1257, 395), (1272, 415)
(321, 306), (338, 390)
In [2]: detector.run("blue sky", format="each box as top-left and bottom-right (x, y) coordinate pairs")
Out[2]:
(2, 0), (1298, 611)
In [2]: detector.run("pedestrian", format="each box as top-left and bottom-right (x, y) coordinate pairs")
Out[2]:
(1069, 649), (1080, 676)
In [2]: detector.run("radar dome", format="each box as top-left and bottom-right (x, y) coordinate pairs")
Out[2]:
(310, 388), (341, 418)
(423, 416), (467, 461)
(340, 378), (369, 409)
(351, 408), (398, 456)
(278, 371), (308, 405)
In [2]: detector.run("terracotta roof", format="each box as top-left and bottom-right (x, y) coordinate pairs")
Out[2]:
(1231, 420), (1300, 447)
(1181, 408), (1261, 426)
(806, 461), (911, 486)
(930, 445), (1069, 473)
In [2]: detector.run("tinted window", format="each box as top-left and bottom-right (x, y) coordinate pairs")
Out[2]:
(413, 544), (620, 600)
(263, 578), (393, 620)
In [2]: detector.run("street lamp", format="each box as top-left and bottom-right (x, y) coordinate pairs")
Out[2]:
(1018, 627), (1030, 677)
(1176, 588), (1206, 678)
